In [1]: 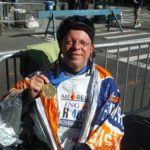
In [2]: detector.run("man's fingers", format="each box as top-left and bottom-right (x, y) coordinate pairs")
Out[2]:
(39, 74), (49, 84)
(29, 74), (49, 98)
(33, 74), (49, 84)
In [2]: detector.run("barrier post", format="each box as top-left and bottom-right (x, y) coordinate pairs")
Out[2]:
(0, 23), (2, 35)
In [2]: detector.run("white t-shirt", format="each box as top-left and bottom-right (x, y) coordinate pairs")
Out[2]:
(57, 72), (91, 149)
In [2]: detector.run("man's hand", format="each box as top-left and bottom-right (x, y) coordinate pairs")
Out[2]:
(29, 74), (49, 98)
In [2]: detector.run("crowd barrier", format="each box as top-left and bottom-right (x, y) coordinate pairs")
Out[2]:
(38, 8), (123, 39)
(0, 38), (150, 116)
(0, 2), (45, 29)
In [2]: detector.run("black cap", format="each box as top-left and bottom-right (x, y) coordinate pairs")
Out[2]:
(57, 16), (95, 43)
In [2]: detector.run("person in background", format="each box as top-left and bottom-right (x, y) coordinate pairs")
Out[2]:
(147, 1), (150, 10)
(68, 0), (89, 10)
(80, 0), (89, 9)
(67, 0), (77, 9)
(133, 0), (143, 28)
(0, 15), (124, 150)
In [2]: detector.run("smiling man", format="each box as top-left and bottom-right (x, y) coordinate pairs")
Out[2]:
(0, 16), (124, 150)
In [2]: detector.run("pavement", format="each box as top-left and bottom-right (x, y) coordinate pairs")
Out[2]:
(0, 16), (109, 51)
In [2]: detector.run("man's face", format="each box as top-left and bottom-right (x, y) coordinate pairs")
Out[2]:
(61, 29), (94, 72)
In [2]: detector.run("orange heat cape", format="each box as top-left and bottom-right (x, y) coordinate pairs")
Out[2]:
(10, 64), (124, 150)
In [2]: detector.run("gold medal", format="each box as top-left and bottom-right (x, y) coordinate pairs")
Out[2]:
(42, 83), (56, 98)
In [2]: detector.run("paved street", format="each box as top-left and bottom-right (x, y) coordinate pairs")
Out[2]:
(0, 6), (150, 49)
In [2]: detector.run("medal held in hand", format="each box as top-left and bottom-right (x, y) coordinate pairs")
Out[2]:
(42, 83), (56, 98)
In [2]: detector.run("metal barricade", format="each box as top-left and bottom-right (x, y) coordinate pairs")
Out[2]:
(95, 38), (150, 115)
(0, 38), (150, 116)
(0, 2), (45, 29)
(0, 50), (24, 96)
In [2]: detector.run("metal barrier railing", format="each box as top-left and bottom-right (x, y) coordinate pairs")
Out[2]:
(0, 38), (150, 116)
(95, 37), (150, 115)
(0, 2), (45, 29)
(0, 50), (24, 95)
